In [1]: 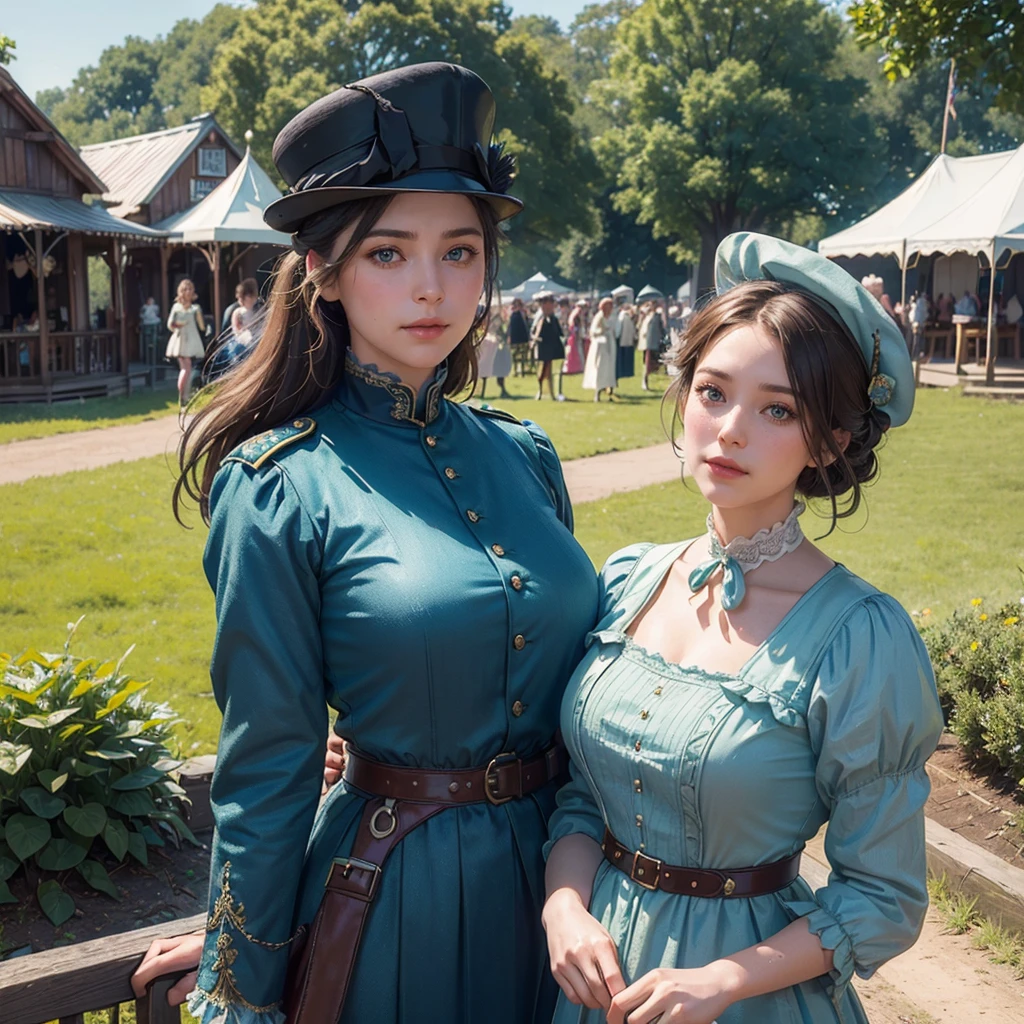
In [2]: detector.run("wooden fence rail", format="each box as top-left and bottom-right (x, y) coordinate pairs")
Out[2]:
(0, 911), (205, 1024)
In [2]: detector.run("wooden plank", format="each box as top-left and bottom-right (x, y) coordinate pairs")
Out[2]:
(136, 974), (190, 1024)
(35, 227), (51, 391)
(0, 912), (206, 1024)
(12, 135), (26, 186)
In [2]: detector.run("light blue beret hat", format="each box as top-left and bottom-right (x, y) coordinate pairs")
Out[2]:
(715, 232), (914, 428)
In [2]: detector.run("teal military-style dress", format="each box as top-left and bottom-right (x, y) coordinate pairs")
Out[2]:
(187, 351), (599, 1024)
(547, 542), (944, 1024)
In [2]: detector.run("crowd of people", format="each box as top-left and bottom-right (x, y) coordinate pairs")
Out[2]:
(478, 288), (692, 401)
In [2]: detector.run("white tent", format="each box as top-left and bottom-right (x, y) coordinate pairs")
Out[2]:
(818, 150), (1013, 263)
(154, 145), (290, 246)
(504, 271), (574, 300)
(153, 144), (290, 328)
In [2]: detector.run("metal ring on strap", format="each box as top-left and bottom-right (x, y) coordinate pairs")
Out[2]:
(368, 798), (398, 839)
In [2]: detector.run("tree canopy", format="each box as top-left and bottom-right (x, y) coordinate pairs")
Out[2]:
(850, 0), (1024, 115)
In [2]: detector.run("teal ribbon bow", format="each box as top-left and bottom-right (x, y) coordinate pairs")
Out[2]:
(688, 556), (746, 611)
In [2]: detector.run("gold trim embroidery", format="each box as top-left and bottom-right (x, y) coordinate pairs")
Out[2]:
(344, 350), (448, 426)
(202, 861), (298, 1014)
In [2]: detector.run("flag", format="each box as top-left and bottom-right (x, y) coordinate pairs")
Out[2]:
(947, 63), (958, 121)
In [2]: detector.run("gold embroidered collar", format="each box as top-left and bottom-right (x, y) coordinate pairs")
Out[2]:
(342, 349), (447, 426)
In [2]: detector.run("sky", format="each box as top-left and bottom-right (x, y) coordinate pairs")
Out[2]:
(5, 0), (589, 103)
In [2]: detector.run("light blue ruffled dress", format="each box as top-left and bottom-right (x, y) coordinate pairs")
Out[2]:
(547, 541), (944, 1024)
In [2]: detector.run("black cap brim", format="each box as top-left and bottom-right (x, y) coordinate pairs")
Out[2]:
(264, 169), (523, 234)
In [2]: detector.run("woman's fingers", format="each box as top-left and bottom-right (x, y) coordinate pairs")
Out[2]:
(130, 931), (204, 998)
(596, 942), (627, 998)
(167, 969), (198, 1007)
(556, 962), (602, 1010)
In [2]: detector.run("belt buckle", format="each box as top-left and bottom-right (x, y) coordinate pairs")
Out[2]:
(331, 856), (382, 902)
(630, 850), (662, 891)
(485, 751), (519, 806)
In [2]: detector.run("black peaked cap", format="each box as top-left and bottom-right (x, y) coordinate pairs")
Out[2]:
(264, 62), (522, 233)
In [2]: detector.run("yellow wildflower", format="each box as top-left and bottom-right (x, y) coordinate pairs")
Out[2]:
(970, 641), (980, 651)
(980, 613), (988, 621)
(971, 598), (983, 606)
(923, 608), (932, 616)
(1005, 617), (1020, 626)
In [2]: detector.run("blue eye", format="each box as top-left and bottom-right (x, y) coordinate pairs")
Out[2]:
(767, 404), (793, 421)
(695, 383), (724, 402)
(444, 246), (477, 262)
(374, 248), (397, 264)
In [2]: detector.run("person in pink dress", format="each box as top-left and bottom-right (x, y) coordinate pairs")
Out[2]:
(564, 299), (588, 375)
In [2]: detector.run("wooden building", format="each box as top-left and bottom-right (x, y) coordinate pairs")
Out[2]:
(0, 68), (163, 402)
(81, 117), (286, 347)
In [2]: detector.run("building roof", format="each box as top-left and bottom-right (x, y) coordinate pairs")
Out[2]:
(0, 190), (165, 239)
(80, 115), (244, 218)
(818, 150), (1014, 262)
(153, 146), (290, 246)
(0, 68), (107, 195)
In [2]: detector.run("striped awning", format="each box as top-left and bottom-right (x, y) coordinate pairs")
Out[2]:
(0, 191), (165, 240)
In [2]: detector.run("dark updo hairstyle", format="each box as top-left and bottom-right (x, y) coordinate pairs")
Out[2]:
(668, 279), (890, 533)
(174, 194), (502, 523)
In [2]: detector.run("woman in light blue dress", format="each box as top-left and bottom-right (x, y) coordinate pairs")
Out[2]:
(542, 234), (944, 1024)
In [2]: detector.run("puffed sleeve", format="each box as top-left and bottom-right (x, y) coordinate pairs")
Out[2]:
(166, 303), (180, 331)
(783, 595), (943, 1002)
(187, 461), (327, 1024)
(522, 419), (574, 532)
(544, 544), (654, 857)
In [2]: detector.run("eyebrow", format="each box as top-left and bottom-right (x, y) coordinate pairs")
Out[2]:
(364, 227), (484, 241)
(699, 366), (794, 396)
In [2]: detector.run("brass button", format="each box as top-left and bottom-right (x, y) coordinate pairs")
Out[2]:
(635, 814), (643, 827)
(634, 740), (641, 752)
(293, 420), (304, 428)
(512, 700), (525, 717)
(640, 710), (649, 720)
(425, 435), (438, 447)
(654, 687), (662, 696)
(513, 634), (526, 651)
(491, 544), (505, 557)
(467, 510), (480, 523)
(444, 467), (457, 480)
(510, 575), (523, 591)
(634, 778), (642, 793)
(448, 781), (459, 793)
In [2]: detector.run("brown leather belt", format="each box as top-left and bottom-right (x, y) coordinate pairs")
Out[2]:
(602, 828), (801, 898)
(343, 743), (567, 805)
(284, 742), (566, 1024)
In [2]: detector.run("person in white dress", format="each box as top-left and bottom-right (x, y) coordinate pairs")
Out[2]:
(583, 296), (618, 400)
(476, 308), (512, 398)
(166, 278), (207, 406)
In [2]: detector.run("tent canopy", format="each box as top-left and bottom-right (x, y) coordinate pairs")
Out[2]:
(818, 150), (1014, 261)
(907, 145), (1024, 258)
(0, 190), (165, 241)
(504, 271), (573, 300)
(153, 147), (290, 246)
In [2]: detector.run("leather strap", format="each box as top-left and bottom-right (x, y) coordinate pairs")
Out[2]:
(284, 799), (445, 1024)
(344, 743), (567, 806)
(601, 828), (801, 898)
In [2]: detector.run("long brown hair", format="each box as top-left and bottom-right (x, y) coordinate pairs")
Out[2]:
(667, 280), (889, 532)
(174, 194), (502, 523)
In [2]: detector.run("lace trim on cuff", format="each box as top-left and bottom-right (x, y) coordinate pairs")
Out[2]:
(187, 986), (286, 1024)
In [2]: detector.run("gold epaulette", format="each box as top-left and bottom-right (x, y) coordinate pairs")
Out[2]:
(222, 417), (317, 469)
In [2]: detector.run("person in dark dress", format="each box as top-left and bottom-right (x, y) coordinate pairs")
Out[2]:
(508, 297), (531, 376)
(531, 291), (565, 400)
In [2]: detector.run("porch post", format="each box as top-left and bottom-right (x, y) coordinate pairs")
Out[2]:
(984, 241), (997, 386)
(34, 227), (52, 396)
(113, 238), (130, 392)
(160, 244), (170, 327)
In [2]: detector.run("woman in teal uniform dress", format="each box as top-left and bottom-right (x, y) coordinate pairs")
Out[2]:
(131, 64), (598, 1023)
(542, 234), (944, 1024)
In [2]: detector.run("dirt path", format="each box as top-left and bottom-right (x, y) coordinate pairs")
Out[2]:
(0, 414), (681, 503)
(802, 851), (1024, 1023)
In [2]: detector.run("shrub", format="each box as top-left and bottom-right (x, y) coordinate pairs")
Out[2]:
(921, 592), (1024, 788)
(0, 620), (198, 926)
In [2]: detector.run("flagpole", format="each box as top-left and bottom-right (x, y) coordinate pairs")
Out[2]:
(941, 57), (956, 154)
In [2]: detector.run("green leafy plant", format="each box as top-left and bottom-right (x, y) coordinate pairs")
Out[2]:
(921, 584), (1024, 790)
(0, 620), (198, 926)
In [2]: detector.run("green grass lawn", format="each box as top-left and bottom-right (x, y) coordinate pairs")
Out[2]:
(0, 388), (180, 445)
(0, 359), (668, 453)
(2, 387), (1022, 756)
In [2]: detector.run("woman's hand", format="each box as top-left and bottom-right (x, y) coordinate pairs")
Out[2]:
(542, 888), (626, 1012)
(323, 732), (346, 794)
(606, 963), (740, 1024)
(131, 930), (205, 1005)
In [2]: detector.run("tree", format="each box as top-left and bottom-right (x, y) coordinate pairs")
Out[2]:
(0, 34), (15, 66)
(203, 0), (596, 263)
(599, 0), (884, 293)
(850, 0), (1024, 116)
(36, 6), (241, 146)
